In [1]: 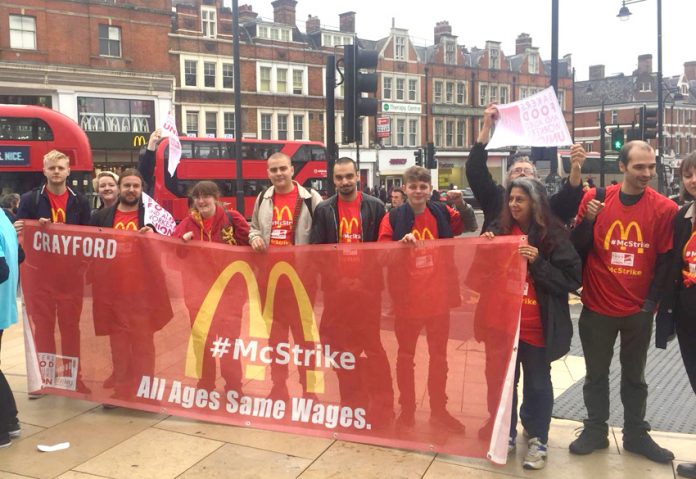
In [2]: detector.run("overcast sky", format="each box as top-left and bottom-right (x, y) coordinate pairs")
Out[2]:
(227, 0), (695, 81)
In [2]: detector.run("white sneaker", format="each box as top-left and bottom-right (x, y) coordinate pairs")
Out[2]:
(523, 437), (547, 470)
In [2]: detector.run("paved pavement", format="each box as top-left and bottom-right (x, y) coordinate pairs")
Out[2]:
(2, 294), (695, 478)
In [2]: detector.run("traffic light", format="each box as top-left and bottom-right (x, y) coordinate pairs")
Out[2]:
(640, 105), (658, 140)
(343, 43), (379, 144)
(425, 142), (437, 169)
(611, 128), (625, 151)
(414, 149), (423, 166)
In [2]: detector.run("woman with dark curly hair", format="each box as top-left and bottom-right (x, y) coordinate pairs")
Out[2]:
(483, 177), (581, 470)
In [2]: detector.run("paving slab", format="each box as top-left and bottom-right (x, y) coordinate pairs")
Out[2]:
(74, 428), (222, 479)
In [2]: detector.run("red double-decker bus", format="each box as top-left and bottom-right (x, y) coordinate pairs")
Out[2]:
(152, 137), (328, 220)
(0, 105), (93, 195)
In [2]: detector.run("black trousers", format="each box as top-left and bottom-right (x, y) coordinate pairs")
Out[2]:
(0, 329), (19, 436)
(579, 307), (652, 439)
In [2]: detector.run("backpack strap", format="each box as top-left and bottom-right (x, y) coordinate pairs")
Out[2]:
(595, 186), (606, 203)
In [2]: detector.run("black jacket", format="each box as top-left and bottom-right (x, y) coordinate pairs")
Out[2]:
(466, 142), (584, 232)
(17, 185), (90, 225)
(656, 202), (696, 348)
(490, 222), (582, 361)
(388, 200), (453, 240)
(310, 193), (386, 244)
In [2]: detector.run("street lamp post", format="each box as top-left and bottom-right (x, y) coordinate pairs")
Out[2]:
(617, 0), (665, 194)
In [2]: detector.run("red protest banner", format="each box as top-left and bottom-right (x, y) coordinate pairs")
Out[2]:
(20, 221), (525, 463)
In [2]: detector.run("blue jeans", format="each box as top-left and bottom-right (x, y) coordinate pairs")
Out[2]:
(510, 341), (553, 444)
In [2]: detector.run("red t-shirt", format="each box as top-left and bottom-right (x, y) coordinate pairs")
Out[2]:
(200, 215), (215, 241)
(47, 190), (68, 223)
(269, 186), (298, 247)
(682, 224), (696, 288)
(337, 192), (363, 243)
(113, 209), (139, 231)
(577, 185), (678, 316)
(377, 204), (463, 241)
(512, 225), (544, 346)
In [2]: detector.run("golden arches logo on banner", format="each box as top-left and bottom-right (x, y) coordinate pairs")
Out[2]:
(133, 135), (147, 148)
(185, 260), (323, 393)
(114, 222), (138, 231)
(412, 228), (434, 241)
(603, 220), (644, 253)
(339, 217), (359, 240)
(273, 205), (293, 222)
(51, 208), (66, 223)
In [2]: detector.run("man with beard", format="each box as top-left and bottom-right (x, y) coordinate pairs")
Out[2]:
(15, 150), (91, 397)
(90, 169), (172, 401)
(310, 157), (394, 425)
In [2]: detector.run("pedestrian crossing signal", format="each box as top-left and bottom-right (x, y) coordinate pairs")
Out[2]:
(611, 128), (625, 151)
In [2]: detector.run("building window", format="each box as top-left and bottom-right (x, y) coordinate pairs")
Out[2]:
(434, 120), (443, 147)
(445, 40), (456, 65)
(396, 119), (405, 146)
(261, 114), (272, 139)
(184, 60), (197, 87)
(293, 114), (304, 140)
(258, 26), (268, 38)
(640, 82), (652, 92)
(408, 79), (418, 102)
(490, 85), (498, 103)
(528, 54), (539, 74)
(446, 120), (454, 147)
(434, 81), (443, 104)
(277, 114), (288, 140)
(222, 63), (234, 89)
(611, 110), (618, 125)
(396, 78), (405, 100)
(186, 111), (199, 137)
(223, 112), (235, 137)
(456, 119), (465, 147)
(98, 24), (121, 57)
(445, 82), (454, 104)
(409, 119), (418, 146)
(500, 85), (509, 104)
(383, 77), (392, 99)
(557, 90), (565, 109)
(204, 62), (216, 88)
(456, 82), (466, 104)
(201, 7), (217, 38)
(277, 68), (288, 93)
(395, 36), (406, 61)
(490, 48), (500, 70)
(260, 67), (272, 92)
(205, 112), (217, 137)
(9, 15), (36, 50)
(78, 97), (154, 133)
(293, 70), (303, 95)
(479, 84), (488, 106)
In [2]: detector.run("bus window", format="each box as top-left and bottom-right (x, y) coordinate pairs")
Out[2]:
(180, 141), (194, 159)
(195, 142), (221, 159)
(0, 117), (54, 141)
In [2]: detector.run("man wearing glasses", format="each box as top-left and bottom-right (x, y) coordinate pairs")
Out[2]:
(467, 104), (587, 232)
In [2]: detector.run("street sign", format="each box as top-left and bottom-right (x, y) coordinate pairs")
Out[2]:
(381, 102), (422, 114)
(376, 117), (391, 138)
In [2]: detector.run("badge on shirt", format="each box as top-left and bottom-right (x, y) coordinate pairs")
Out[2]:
(611, 252), (634, 267)
(523, 282), (529, 296)
(271, 229), (288, 240)
(415, 254), (434, 269)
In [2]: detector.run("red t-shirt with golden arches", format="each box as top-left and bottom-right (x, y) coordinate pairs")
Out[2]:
(682, 227), (696, 287)
(576, 185), (677, 316)
(46, 190), (68, 223)
(113, 210), (139, 231)
(337, 192), (363, 243)
(270, 186), (298, 247)
(512, 225), (544, 347)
